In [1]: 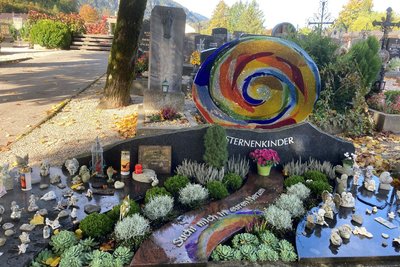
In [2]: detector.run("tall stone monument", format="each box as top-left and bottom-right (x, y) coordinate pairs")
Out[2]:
(144, 6), (186, 112)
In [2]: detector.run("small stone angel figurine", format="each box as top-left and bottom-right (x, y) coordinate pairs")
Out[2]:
(10, 201), (21, 220)
(336, 174), (348, 195)
(379, 171), (393, 191)
(315, 208), (328, 226)
(27, 195), (39, 212)
(40, 160), (50, 177)
(321, 190), (335, 219)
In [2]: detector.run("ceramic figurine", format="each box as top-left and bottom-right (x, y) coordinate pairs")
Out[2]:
(330, 228), (342, 246)
(85, 189), (93, 198)
(19, 232), (30, 244)
(40, 160), (50, 177)
(336, 174), (348, 195)
(43, 225), (51, 239)
(379, 172), (393, 191)
(10, 201), (21, 220)
(54, 200), (66, 211)
(50, 174), (61, 184)
(41, 191), (56, 201)
(151, 176), (159, 187)
(46, 218), (60, 230)
(68, 195), (78, 208)
(388, 212), (396, 220)
(338, 224), (352, 239)
(27, 195), (39, 212)
(79, 165), (91, 183)
(353, 168), (361, 186)
(106, 166), (116, 183)
(0, 163), (13, 191)
(305, 215), (315, 230)
(15, 154), (29, 168)
(338, 192), (356, 208)
(72, 175), (82, 185)
(364, 179), (376, 192)
(70, 208), (77, 219)
(119, 196), (130, 221)
(353, 226), (373, 238)
(321, 191), (335, 219)
(18, 243), (28, 254)
(372, 206), (378, 213)
(315, 209), (328, 226)
(0, 205), (4, 215)
(365, 165), (374, 180)
(65, 158), (79, 176)
(0, 178), (6, 198)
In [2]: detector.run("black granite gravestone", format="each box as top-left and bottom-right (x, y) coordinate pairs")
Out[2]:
(388, 38), (400, 59)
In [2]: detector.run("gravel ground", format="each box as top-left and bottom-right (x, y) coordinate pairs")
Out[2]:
(0, 76), (139, 167)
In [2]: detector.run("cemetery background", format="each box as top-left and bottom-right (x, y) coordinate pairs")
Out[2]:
(0, 0), (400, 266)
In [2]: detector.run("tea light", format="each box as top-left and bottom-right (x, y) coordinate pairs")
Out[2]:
(135, 164), (143, 174)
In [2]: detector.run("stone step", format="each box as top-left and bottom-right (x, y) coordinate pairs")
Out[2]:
(69, 45), (111, 51)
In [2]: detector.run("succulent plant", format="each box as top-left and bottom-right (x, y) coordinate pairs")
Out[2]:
(278, 240), (297, 262)
(79, 237), (99, 252)
(211, 244), (234, 261)
(257, 244), (279, 262)
(50, 230), (78, 255)
(31, 248), (54, 266)
(114, 214), (150, 249)
(225, 154), (250, 179)
(275, 194), (305, 218)
(232, 233), (259, 248)
(232, 249), (242, 261)
(239, 244), (257, 261)
(143, 195), (174, 221)
(113, 246), (133, 265)
(264, 205), (292, 231)
(258, 231), (279, 250)
(179, 183), (209, 207)
(89, 250), (114, 267)
(59, 244), (85, 267)
(287, 183), (311, 201)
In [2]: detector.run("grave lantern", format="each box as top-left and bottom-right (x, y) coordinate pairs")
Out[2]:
(162, 79), (169, 92)
(91, 137), (104, 176)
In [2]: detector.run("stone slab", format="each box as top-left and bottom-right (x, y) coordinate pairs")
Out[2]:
(370, 108), (400, 134)
(143, 91), (185, 112)
(131, 170), (283, 265)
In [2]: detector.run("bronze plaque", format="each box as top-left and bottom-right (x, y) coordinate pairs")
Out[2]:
(138, 145), (172, 174)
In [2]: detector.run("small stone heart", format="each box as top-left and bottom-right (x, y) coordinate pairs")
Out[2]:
(114, 181), (125, 189)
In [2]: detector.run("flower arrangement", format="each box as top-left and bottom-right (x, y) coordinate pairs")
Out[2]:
(190, 50), (201, 66)
(343, 152), (356, 166)
(249, 149), (280, 166)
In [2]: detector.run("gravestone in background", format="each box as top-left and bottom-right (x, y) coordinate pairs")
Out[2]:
(183, 32), (198, 63)
(387, 38), (400, 59)
(194, 34), (213, 51)
(143, 6), (186, 112)
(211, 27), (228, 47)
(138, 19), (150, 54)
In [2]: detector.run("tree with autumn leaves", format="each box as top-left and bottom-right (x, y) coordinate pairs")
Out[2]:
(79, 4), (99, 23)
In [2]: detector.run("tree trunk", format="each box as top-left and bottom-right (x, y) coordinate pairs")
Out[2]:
(98, 0), (147, 109)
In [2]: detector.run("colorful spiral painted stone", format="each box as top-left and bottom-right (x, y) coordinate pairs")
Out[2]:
(193, 36), (320, 129)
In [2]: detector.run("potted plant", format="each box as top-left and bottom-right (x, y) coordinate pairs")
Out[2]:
(249, 149), (280, 176)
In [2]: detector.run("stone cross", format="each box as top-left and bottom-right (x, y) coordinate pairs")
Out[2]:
(144, 6), (186, 112)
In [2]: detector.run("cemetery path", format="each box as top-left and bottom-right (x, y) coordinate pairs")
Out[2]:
(0, 49), (109, 147)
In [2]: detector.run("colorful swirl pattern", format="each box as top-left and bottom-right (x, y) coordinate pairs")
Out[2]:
(193, 36), (320, 129)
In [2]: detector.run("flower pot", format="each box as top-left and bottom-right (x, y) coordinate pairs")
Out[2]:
(257, 164), (272, 176)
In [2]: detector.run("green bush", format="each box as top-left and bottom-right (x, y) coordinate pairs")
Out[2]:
(79, 212), (114, 239)
(107, 199), (141, 222)
(303, 171), (327, 182)
(307, 180), (332, 195)
(30, 19), (71, 49)
(223, 172), (243, 191)
(144, 186), (172, 204)
(284, 175), (305, 188)
(164, 175), (190, 196)
(203, 125), (228, 168)
(206, 180), (229, 200)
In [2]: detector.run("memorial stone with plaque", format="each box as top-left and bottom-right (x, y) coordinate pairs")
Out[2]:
(143, 6), (186, 112)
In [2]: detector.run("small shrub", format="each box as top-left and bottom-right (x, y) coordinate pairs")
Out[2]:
(303, 170), (328, 182)
(79, 212), (113, 239)
(284, 175), (305, 188)
(257, 244), (279, 262)
(107, 199), (141, 222)
(144, 186), (172, 204)
(179, 183), (208, 207)
(161, 107), (181, 120)
(287, 183), (311, 201)
(114, 214), (150, 249)
(143, 195), (174, 221)
(203, 125), (228, 168)
(307, 180), (333, 195)
(223, 172), (243, 192)
(225, 155), (250, 178)
(164, 175), (190, 196)
(264, 205), (292, 231)
(278, 239), (297, 262)
(30, 19), (71, 49)
(206, 180), (229, 200)
(275, 194), (305, 218)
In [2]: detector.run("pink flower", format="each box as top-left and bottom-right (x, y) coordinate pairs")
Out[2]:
(249, 148), (280, 166)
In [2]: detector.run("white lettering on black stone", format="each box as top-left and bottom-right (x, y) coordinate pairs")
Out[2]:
(226, 136), (294, 148)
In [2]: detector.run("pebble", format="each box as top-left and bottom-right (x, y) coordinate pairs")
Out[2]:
(57, 210), (69, 218)
(382, 242), (388, 247)
(2, 223), (14, 230)
(20, 224), (36, 232)
(0, 238), (6, 247)
(57, 183), (66, 189)
(351, 214), (363, 225)
(4, 229), (15, 236)
(84, 204), (101, 214)
(114, 181), (125, 189)
(37, 209), (48, 216)
(366, 209), (372, 215)
(39, 184), (49, 189)
(382, 233), (389, 239)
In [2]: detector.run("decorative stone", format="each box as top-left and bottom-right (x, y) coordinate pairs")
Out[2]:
(132, 169), (157, 183)
(2, 222), (14, 230)
(43, 225), (51, 239)
(5, 229), (15, 236)
(37, 209), (48, 216)
(19, 232), (30, 244)
(40, 191), (56, 201)
(57, 210), (69, 219)
(366, 209), (372, 215)
(40, 160), (50, 177)
(46, 218), (60, 230)
(382, 233), (389, 239)
(351, 214), (363, 225)
(57, 183), (66, 189)
(114, 181), (125, 189)
(379, 171), (393, 190)
(330, 229), (342, 246)
(388, 212), (396, 219)
(353, 226), (373, 238)
(30, 214), (44, 225)
(63, 189), (74, 198)
(0, 238), (6, 247)
(39, 184), (49, 189)
(50, 174), (61, 184)
(18, 243), (28, 254)
(382, 242), (388, 247)
(372, 206), (378, 213)
(70, 208), (77, 219)
(338, 224), (352, 239)
(0, 205), (4, 215)
(321, 191), (335, 220)
(68, 196), (78, 207)
(84, 204), (101, 214)
(19, 224), (35, 232)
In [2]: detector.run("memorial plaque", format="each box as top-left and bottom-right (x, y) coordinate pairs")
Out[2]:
(138, 145), (172, 174)
(139, 19), (150, 53)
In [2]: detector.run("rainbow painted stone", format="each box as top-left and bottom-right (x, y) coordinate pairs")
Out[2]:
(193, 36), (320, 129)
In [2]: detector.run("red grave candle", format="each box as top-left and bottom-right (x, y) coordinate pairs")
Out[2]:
(135, 164), (143, 174)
